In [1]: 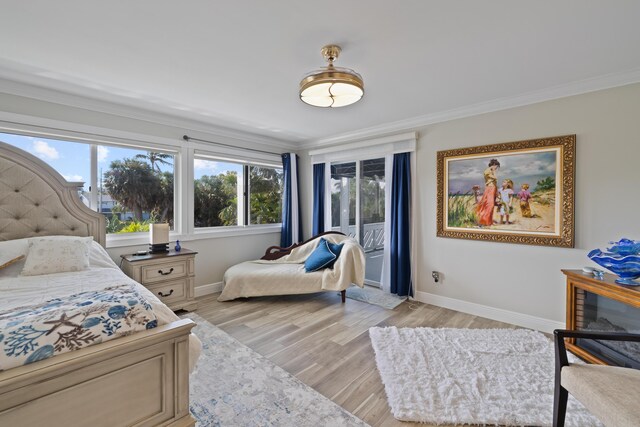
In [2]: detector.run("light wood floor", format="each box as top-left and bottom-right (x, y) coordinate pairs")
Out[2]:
(195, 291), (517, 426)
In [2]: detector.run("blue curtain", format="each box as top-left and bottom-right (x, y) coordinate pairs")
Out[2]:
(312, 163), (325, 236)
(281, 153), (302, 247)
(390, 152), (412, 296)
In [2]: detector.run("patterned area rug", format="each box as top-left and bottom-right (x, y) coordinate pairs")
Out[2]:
(345, 285), (406, 309)
(369, 327), (603, 427)
(182, 313), (368, 427)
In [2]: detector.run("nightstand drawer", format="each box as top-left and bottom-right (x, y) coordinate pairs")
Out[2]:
(147, 279), (187, 304)
(141, 260), (188, 284)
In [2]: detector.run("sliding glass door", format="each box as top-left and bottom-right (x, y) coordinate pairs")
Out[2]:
(331, 159), (385, 287)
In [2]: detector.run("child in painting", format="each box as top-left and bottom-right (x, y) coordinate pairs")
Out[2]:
(518, 183), (533, 218)
(498, 179), (514, 224)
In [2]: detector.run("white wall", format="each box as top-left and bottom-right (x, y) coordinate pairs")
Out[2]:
(0, 93), (284, 289)
(300, 83), (640, 327)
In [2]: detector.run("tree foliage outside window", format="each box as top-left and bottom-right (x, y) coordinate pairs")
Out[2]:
(102, 153), (174, 233)
(194, 162), (283, 228)
(194, 171), (238, 227)
(249, 166), (283, 225)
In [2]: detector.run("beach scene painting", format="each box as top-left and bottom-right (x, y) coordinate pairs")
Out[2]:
(446, 149), (559, 235)
(437, 135), (575, 247)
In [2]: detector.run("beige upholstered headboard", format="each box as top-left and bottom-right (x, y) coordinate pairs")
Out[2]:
(0, 141), (106, 246)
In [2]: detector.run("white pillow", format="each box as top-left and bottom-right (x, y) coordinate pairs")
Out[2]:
(21, 236), (93, 276)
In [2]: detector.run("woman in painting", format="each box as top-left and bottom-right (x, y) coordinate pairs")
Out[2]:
(476, 159), (500, 226)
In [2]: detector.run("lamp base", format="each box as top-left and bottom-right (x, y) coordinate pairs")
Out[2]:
(149, 243), (169, 254)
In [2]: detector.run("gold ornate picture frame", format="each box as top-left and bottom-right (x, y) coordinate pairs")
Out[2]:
(436, 135), (575, 247)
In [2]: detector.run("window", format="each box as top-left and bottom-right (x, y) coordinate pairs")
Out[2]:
(0, 126), (283, 244)
(194, 157), (283, 228)
(101, 147), (174, 234)
(194, 159), (242, 227)
(248, 165), (283, 225)
(0, 132), (175, 235)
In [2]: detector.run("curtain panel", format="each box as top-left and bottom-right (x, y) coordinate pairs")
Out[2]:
(389, 152), (412, 296)
(312, 163), (325, 236)
(281, 153), (302, 247)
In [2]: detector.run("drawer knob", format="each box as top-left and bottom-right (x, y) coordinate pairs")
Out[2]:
(158, 289), (174, 297)
(158, 267), (174, 276)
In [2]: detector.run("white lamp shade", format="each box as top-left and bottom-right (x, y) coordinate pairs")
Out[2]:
(150, 223), (170, 245)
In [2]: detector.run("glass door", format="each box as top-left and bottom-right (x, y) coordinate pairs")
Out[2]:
(330, 162), (356, 238)
(331, 158), (385, 287)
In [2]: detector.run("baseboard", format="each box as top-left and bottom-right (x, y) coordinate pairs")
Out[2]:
(414, 291), (564, 334)
(195, 281), (224, 298)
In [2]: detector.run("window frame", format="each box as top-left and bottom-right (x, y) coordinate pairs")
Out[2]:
(0, 122), (283, 248)
(192, 154), (283, 230)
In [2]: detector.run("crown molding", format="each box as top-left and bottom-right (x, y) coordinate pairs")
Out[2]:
(0, 76), (299, 151)
(308, 131), (417, 156)
(299, 67), (640, 149)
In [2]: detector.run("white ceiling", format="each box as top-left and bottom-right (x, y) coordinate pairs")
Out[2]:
(1, 1), (639, 144)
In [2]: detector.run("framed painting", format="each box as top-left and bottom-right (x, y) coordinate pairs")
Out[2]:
(436, 135), (575, 247)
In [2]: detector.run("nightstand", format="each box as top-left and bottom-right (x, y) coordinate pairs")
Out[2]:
(120, 248), (198, 312)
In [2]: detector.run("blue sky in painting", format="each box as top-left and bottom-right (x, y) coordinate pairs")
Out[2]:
(447, 150), (557, 194)
(0, 132), (243, 185)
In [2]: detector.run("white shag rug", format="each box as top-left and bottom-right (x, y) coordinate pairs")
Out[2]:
(369, 327), (603, 427)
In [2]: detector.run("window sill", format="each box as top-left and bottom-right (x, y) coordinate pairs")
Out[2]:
(105, 224), (281, 249)
(190, 224), (281, 241)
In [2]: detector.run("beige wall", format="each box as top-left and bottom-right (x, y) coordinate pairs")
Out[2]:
(0, 93), (283, 288)
(300, 83), (640, 324)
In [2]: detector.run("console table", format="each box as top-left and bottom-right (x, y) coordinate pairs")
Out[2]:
(563, 269), (640, 367)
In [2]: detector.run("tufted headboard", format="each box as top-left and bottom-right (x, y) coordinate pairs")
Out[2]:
(0, 141), (106, 246)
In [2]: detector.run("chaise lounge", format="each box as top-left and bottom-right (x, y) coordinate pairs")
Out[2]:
(218, 232), (365, 302)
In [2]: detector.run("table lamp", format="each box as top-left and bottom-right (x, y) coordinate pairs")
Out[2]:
(149, 223), (170, 253)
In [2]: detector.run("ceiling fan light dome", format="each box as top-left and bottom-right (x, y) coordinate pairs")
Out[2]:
(299, 45), (364, 108)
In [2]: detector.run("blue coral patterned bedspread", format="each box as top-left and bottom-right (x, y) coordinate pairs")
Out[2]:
(0, 284), (157, 371)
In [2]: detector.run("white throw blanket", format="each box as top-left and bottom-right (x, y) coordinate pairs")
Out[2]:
(218, 234), (365, 301)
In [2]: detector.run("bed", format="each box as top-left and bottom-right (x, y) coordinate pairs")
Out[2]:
(0, 142), (199, 426)
(218, 232), (365, 302)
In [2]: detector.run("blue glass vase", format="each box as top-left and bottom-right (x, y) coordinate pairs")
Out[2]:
(174, 240), (181, 252)
(588, 238), (640, 286)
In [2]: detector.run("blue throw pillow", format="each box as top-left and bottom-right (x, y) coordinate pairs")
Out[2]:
(304, 239), (337, 272)
(325, 239), (344, 269)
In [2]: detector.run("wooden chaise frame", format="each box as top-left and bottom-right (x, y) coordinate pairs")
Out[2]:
(0, 142), (195, 426)
(261, 231), (349, 303)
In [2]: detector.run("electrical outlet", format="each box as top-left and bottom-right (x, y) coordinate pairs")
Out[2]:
(432, 271), (440, 283)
